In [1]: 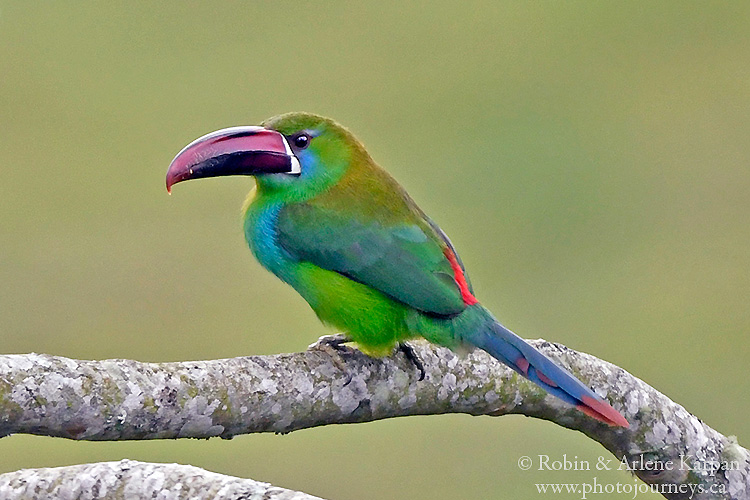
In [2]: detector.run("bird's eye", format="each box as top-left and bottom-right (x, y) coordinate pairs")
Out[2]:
(293, 133), (310, 149)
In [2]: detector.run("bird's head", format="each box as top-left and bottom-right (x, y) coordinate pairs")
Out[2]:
(166, 112), (363, 200)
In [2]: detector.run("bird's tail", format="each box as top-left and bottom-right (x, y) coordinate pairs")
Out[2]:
(464, 317), (629, 428)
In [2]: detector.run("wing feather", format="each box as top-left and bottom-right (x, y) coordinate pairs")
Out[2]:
(276, 203), (468, 316)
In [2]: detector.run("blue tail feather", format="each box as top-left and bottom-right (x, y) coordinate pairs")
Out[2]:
(463, 317), (628, 427)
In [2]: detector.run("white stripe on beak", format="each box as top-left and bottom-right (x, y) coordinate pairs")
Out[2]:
(282, 136), (302, 175)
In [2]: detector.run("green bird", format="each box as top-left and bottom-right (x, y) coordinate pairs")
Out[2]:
(166, 112), (628, 428)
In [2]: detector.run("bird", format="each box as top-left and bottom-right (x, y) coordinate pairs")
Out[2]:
(166, 112), (628, 428)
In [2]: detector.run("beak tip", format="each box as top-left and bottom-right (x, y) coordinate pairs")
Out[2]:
(165, 162), (182, 194)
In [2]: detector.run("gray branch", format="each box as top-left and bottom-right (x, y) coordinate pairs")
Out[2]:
(0, 336), (748, 499)
(0, 459), (324, 499)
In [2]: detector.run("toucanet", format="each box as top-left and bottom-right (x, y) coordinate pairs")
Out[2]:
(166, 112), (628, 428)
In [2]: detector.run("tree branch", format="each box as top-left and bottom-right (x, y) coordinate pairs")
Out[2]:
(0, 336), (748, 499)
(0, 459), (325, 499)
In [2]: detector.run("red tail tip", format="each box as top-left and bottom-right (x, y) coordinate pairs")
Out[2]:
(578, 396), (630, 428)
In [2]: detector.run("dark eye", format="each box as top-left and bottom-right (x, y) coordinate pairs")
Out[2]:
(293, 133), (310, 149)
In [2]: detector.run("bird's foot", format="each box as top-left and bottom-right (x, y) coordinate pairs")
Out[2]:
(398, 342), (426, 381)
(308, 333), (352, 352)
(309, 334), (354, 386)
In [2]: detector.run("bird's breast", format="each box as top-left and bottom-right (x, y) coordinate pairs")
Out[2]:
(243, 201), (297, 283)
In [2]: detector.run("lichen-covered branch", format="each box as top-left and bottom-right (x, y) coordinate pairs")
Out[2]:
(0, 336), (748, 499)
(0, 459), (325, 500)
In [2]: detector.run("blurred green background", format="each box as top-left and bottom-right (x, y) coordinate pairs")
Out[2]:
(1, 2), (748, 499)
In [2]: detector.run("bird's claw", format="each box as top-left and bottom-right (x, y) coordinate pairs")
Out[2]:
(309, 334), (354, 386)
(398, 342), (426, 381)
(308, 333), (352, 352)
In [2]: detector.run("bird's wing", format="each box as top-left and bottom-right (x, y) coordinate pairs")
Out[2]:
(276, 203), (471, 316)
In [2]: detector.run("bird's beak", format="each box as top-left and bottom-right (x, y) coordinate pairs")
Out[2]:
(166, 126), (301, 193)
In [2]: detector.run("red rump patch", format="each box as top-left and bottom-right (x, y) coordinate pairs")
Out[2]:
(444, 249), (478, 306)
